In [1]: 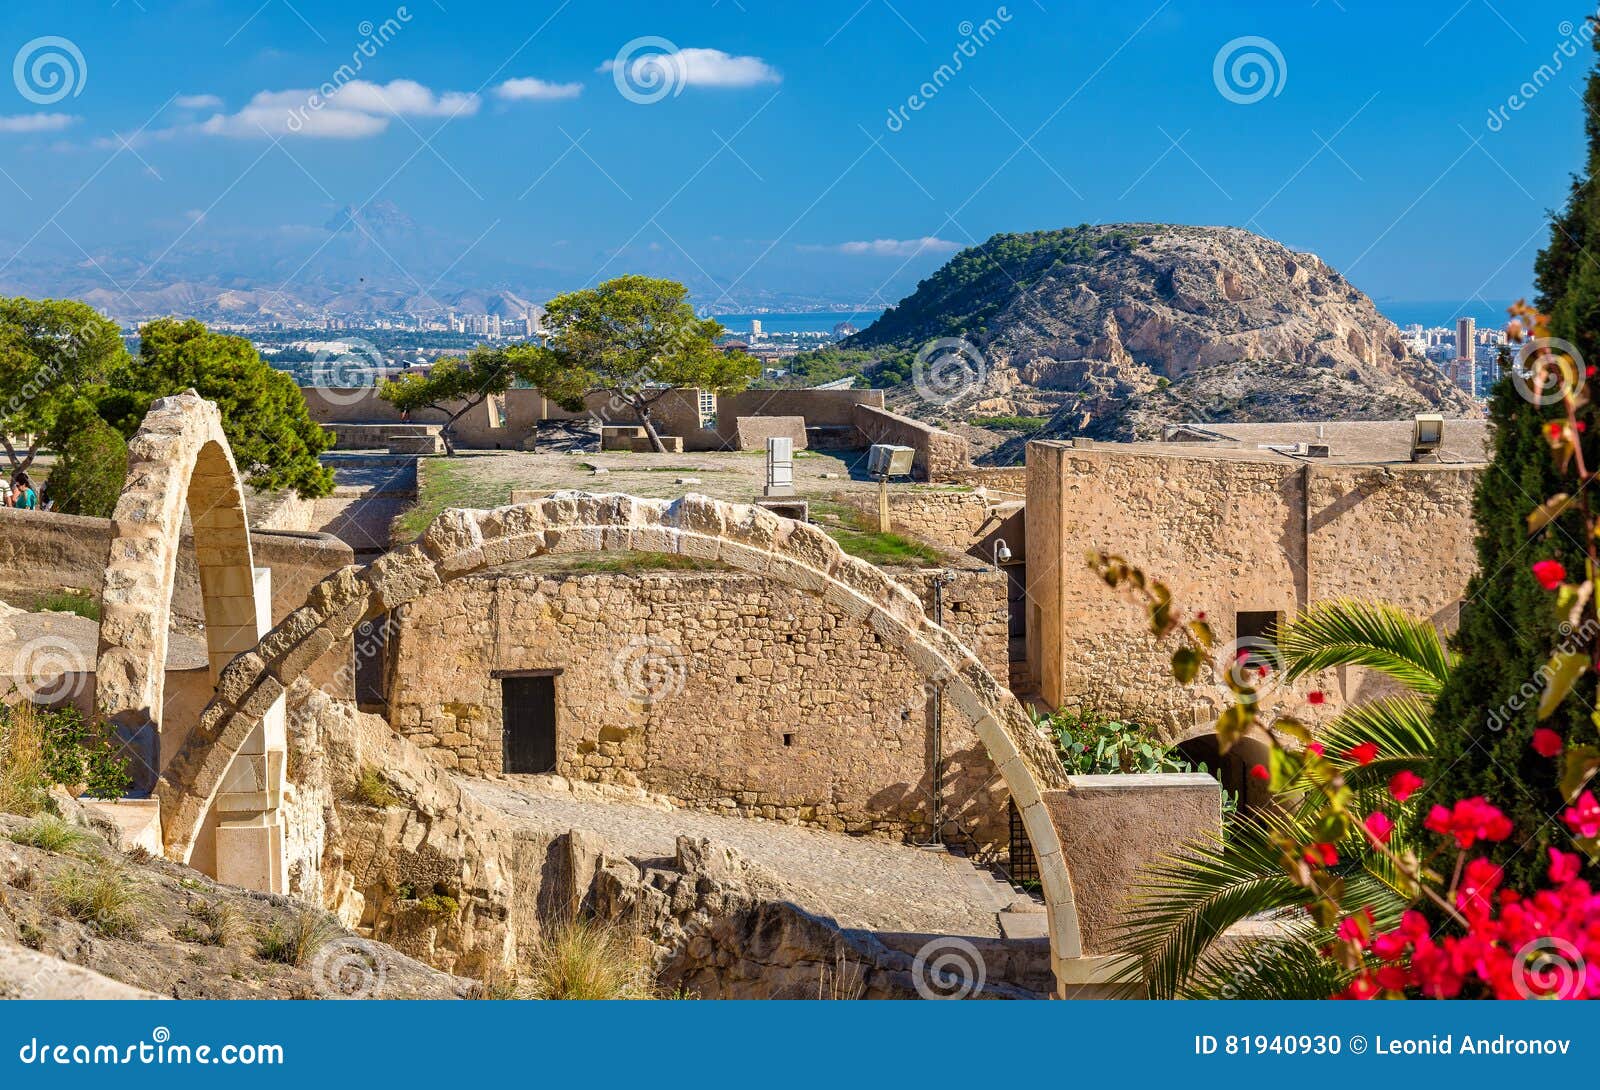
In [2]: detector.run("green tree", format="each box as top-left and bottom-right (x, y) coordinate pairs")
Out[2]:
(0, 298), (127, 473)
(44, 399), (128, 517)
(378, 346), (513, 456)
(509, 276), (758, 453)
(104, 318), (334, 498)
(1426, 37), (1600, 890)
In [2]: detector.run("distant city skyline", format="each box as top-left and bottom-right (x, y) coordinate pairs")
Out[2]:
(0, 1), (1589, 316)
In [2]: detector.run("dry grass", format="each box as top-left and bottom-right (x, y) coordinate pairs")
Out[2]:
(185, 898), (247, 947)
(255, 909), (340, 966)
(518, 916), (660, 1000)
(0, 700), (51, 817)
(47, 862), (143, 938)
(815, 952), (868, 1000)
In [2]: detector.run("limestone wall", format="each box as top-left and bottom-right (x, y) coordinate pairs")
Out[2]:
(852, 405), (971, 481)
(384, 565), (1014, 851)
(1026, 442), (1480, 736)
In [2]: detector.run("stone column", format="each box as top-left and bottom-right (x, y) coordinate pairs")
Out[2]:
(212, 567), (287, 893)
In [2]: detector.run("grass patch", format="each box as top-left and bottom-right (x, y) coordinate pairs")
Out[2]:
(255, 909), (340, 966)
(396, 457), (514, 539)
(353, 766), (400, 809)
(807, 498), (949, 567)
(0, 701), (50, 817)
(969, 414), (1049, 433)
(8, 815), (98, 857)
(47, 863), (142, 938)
(518, 916), (659, 1000)
(34, 590), (100, 621)
(183, 898), (245, 947)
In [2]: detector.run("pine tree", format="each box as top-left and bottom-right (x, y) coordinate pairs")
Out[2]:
(1428, 33), (1600, 889)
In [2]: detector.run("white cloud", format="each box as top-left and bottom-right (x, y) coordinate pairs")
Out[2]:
(829, 237), (961, 258)
(494, 77), (583, 101)
(194, 79), (479, 139)
(175, 93), (224, 110)
(600, 46), (780, 89)
(0, 113), (78, 133)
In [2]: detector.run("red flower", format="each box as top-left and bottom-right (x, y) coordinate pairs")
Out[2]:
(1345, 741), (1379, 766)
(1423, 797), (1514, 848)
(1532, 559), (1567, 590)
(1564, 792), (1600, 839)
(1549, 847), (1582, 883)
(1389, 769), (1424, 803)
(1303, 842), (1339, 866)
(1364, 811), (1394, 844)
(1336, 909), (1373, 946)
(1249, 763), (1269, 781)
(1306, 742), (1325, 758)
(1307, 691), (1326, 706)
(1338, 972), (1380, 1000)
(1532, 728), (1564, 758)
(1548, 421), (1565, 440)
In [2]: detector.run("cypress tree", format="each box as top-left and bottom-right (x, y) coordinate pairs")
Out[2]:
(1428, 30), (1600, 888)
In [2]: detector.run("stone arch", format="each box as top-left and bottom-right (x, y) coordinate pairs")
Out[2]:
(95, 392), (260, 765)
(155, 491), (1087, 966)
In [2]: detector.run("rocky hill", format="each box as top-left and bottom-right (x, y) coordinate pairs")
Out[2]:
(847, 223), (1477, 445)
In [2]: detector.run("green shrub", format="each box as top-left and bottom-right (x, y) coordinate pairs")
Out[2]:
(38, 705), (131, 801)
(1042, 710), (1192, 775)
(45, 401), (129, 518)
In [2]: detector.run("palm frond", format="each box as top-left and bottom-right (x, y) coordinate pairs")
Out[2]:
(1184, 935), (1354, 1000)
(1111, 811), (1319, 999)
(1274, 598), (1455, 696)
(1299, 694), (1435, 794)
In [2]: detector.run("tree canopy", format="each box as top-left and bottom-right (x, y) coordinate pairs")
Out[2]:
(0, 297), (127, 472)
(378, 346), (515, 456)
(508, 275), (758, 451)
(102, 318), (333, 498)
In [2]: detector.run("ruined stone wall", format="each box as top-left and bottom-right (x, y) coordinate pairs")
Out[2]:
(385, 565), (1013, 851)
(853, 405), (971, 481)
(1027, 442), (1479, 737)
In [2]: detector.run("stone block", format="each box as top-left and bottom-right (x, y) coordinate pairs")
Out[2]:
(1042, 776), (1221, 954)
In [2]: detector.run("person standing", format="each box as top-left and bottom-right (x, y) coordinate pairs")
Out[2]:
(11, 471), (36, 510)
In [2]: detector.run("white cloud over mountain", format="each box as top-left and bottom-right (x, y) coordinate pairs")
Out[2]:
(495, 77), (583, 101)
(827, 237), (960, 257)
(195, 79), (480, 139)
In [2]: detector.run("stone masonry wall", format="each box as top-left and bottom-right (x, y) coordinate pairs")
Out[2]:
(1027, 442), (1479, 738)
(385, 565), (1014, 853)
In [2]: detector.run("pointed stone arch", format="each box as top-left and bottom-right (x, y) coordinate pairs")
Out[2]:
(154, 491), (1088, 975)
(95, 392), (261, 765)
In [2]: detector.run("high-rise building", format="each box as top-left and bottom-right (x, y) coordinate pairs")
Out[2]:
(750, 319), (763, 337)
(1455, 317), (1477, 397)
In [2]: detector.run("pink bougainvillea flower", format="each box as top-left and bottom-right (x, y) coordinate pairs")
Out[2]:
(1388, 769), (1424, 803)
(1364, 811), (1394, 844)
(1549, 847), (1582, 884)
(1532, 559), (1567, 590)
(1423, 797), (1514, 848)
(1303, 842), (1339, 866)
(1306, 742), (1325, 758)
(1307, 691), (1327, 706)
(1249, 763), (1269, 781)
(1532, 728), (1565, 758)
(1345, 741), (1380, 766)
(1564, 792), (1600, 839)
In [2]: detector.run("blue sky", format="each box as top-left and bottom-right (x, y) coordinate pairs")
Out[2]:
(0, 0), (1593, 317)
